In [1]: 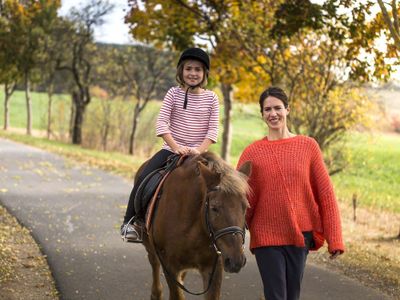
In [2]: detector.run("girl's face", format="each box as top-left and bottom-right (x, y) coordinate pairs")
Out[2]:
(182, 59), (205, 87)
(262, 96), (290, 130)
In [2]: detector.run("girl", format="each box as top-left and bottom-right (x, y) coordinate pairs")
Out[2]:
(121, 48), (219, 242)
(237, 87), (344, 300)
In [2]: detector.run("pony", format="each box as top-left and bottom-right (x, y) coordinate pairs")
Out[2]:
(138, 152), (251, 300)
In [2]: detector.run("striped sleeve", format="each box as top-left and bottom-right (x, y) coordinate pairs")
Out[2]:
(156, 87), (175, 137)
(205, 93), (219, 143)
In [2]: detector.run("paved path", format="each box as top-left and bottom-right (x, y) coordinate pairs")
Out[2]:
(0, 138), (392, 300)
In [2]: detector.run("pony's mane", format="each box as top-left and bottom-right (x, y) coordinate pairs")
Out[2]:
(199, 152), (250, 204)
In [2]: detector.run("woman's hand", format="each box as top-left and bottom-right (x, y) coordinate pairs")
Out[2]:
(329, 250), (343, 259)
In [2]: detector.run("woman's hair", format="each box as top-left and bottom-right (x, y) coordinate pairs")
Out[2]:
(176, 59), (209, 88)
(259, 86), (289, 113)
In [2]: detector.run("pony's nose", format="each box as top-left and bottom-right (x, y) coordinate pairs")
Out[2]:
(224, 256), (245, 273)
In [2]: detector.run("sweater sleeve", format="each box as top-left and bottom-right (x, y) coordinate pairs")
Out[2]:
(309, 139), (344, 253)
(205, 93), (219, 143)
(156, 87), (175, 137)
(237, 147), (258, 226)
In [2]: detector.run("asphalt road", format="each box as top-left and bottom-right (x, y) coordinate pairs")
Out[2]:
(0, 138), (392, 300)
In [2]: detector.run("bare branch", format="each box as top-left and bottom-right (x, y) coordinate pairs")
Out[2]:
(378, 0), (400, 49)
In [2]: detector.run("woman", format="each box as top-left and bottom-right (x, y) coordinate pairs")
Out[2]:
(237, 86), (344, 300)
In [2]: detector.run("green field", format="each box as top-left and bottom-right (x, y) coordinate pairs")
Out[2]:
(333, 133), (400, 212)
(1, 90), (399, 213)
(0, 90), (69, 130)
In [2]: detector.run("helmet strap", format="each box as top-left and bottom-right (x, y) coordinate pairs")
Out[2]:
(183, 84), (199, 109)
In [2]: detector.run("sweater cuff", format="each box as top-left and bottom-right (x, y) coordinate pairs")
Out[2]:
(328, 241), (345, 253)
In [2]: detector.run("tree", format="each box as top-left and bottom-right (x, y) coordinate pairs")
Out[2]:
(377, 0), (400, 55)
(0, 8), (19, 130)
(38, 17), (71, 139)
(1, 0), (61, 135)
(224, 0), (386, 172)
(119, 46), (175, 155)
(57, 0), (113, 144)
(95, 44), (175, 154)
(126, 0), (249, 161)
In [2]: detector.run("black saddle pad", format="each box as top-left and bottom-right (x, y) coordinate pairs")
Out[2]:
(134, 168), (165, 217)
(133, 154), (182, 218)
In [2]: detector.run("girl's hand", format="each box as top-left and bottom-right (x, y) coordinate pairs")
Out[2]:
(188, 147), (200, 155)
(174, 146), (189, 155)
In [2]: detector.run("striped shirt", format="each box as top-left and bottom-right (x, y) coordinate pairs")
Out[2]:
(156, 86), (219, 151)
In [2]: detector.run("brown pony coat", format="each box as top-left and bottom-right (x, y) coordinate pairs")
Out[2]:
(139, 152), (251, 300)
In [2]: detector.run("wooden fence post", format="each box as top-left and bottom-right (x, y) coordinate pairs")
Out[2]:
(352, 193), (357, 222)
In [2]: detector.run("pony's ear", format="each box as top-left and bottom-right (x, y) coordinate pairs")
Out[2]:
(238, 161), (252, 178)
(197, 161), (221, 189)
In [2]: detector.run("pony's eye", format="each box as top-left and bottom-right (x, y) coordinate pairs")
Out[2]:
(211, 207), (219, 213)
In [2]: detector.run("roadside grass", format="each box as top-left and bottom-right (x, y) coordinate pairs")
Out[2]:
(0, 130), (142, 181)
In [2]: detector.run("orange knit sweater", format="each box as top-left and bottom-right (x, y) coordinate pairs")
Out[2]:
(237, 135), (344, 253)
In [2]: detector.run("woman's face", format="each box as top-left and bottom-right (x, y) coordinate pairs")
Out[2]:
(182, 59), (205, 87)
(262, 96), (290, 130)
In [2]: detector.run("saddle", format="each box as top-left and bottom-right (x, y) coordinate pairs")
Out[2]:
(133, 154), (184, 230)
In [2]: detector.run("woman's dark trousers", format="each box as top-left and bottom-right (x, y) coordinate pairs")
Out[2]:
(253, 236), (311, 300)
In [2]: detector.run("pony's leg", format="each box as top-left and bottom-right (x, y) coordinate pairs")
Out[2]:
(164, 270), (185, 300)
(201, 260), (223, 300)
(147, 249), (163, 300)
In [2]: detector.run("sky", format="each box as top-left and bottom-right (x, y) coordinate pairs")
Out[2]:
(59, 0), (132, 44)
(59, 0), (400, 82)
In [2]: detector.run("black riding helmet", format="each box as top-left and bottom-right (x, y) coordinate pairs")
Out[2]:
(177, 47), (210, 70)
(177, 48), (210, 109)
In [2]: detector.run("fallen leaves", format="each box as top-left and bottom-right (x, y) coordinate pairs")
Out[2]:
(0, 206), (58, 299)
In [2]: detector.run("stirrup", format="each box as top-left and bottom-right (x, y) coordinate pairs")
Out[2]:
(129, 223), (144, 243)
(122, 218), (144, 243)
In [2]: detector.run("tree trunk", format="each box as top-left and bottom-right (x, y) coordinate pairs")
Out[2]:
(3, 92), (9, 130)
(25, 74), (32, 136)
(71, 92), (86, 145)
(47, 83), (54, 139)
(3, 83), (15, 130)
(69, 99), (75, 140)
(221, 83), (233, 162)
(102, 122), (110, 151)
(129, 102), (141, 155)
(101, 102), (111, 151)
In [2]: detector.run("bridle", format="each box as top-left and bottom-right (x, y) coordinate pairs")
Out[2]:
(151, 184), (246, 296)
(205, 186), (246, 255)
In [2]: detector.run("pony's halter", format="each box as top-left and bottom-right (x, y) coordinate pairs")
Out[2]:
(205, 186), (246, 255)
